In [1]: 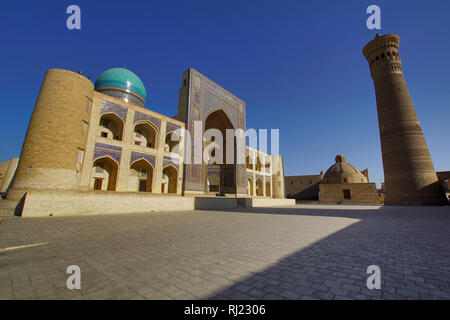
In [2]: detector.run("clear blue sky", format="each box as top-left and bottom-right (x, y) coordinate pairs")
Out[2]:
(1, 0), (449, 187)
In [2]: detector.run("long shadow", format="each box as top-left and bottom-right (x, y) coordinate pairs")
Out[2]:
(216, 204), (385, 220)
(207, 205), (450, 300)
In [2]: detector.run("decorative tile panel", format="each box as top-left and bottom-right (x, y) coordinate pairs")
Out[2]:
(130, 152), (155, 167)
(166, 122), (182, 134)
(93, 143), (122, 164)
(134, 111), (161, 131)
(100, 100), (128, 122)
(163, 155), (179, 169)
(95, 143), (122, 152)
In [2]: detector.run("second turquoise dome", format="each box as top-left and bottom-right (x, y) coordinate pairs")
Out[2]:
(94, 68), (147, 102)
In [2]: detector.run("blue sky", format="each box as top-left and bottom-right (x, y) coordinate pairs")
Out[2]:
(1, 0), (449, 187)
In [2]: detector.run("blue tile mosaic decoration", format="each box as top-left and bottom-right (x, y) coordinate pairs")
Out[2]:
(100, 100), (128, 122)
(163, 155), (179, 169)
(134, 111), (161, 131)
(130, 151), (156, 167)
(166, 122), (181, 134)
(93, 148), (121, 164)
(95, 143), (122, 152)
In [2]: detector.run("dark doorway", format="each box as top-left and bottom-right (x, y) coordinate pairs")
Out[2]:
(94, 178), (103, 190)
(343, 189), (351, 199)
(139, 180), (147, 192)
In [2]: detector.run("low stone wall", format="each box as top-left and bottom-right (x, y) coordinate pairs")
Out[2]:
(14, 191), (250, 217)
(13, 191), (299, 217)
(18, 190), (195, 217)
(241, 198), (296, 207)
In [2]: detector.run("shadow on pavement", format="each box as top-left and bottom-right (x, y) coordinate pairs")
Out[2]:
(207, 205), (450, 300)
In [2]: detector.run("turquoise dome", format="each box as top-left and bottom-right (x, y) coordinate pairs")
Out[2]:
(94, 68), (147, 101)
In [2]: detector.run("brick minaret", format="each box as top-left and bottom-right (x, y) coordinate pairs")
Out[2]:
(363, 34), (444, 205)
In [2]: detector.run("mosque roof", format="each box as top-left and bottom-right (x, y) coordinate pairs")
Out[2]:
(323, 155), (368, 184)
(94, 68), (147, 101)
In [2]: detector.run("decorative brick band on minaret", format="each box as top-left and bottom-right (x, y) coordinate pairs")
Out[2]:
(363, 34), (444, 205)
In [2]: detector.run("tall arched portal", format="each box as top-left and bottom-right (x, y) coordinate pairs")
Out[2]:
(204, 109), (236, 195)
(178, 68), (247, 196)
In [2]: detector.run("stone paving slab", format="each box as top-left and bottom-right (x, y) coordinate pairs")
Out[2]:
(0, 205), (449, 300)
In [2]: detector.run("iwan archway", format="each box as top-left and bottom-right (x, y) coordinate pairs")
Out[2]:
(91, 156), (119, 191)
(204, 109), (236, 195)
(129, 159), (154, 192)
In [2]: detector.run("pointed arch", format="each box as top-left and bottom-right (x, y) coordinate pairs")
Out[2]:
(92, 156), (119, 191)
(256, 178), (263, 196)
(265, 180), (271, 197)
(162, 165), (178, 194)
(99, 112), (124, 141)
(247, 178), (254, 196)
(133, 120), (158, 149)
(129, 158), (154, 192)
(165, 131), (179, 153)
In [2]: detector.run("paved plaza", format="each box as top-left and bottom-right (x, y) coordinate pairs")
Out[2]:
(0, 204), (449, 300)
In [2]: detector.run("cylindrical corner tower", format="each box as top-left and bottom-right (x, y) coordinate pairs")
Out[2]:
(363, 34), (444, 205)
(8, 69), (94, 200)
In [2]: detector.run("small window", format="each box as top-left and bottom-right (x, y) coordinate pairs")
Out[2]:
(77, 149), (84, 163)
(135, 141), (141, 146)
(309, 180), (312, 184)
(82, 121), (88, 135)
(183, 79), (187, 86)
(290, 181), (293, 185)
(27, 166), (32, 174)
(85, 99), (91, 113)
(343, 178), (348, 183)
(101, 132), (108, 138)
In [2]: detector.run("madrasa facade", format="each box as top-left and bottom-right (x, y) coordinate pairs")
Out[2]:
(6, 67), (286, 213)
